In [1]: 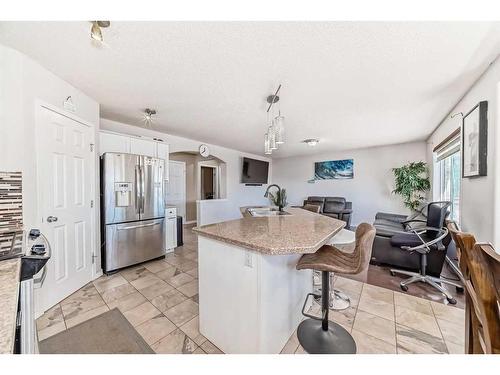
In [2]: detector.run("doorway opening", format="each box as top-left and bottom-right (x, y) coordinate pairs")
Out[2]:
(201, 165), (217, 200)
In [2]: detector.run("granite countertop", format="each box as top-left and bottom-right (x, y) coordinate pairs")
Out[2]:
(193, 207), (345, 255)
(0, 258), (21, 354)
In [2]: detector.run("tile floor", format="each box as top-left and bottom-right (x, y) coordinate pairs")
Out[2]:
(36, 225), (465, 354)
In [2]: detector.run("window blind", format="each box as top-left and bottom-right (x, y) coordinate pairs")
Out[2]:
(435, 134), (460, 162)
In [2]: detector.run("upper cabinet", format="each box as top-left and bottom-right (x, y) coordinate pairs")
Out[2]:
(99, 131), (169, 180)
(99, 132), (130, 154)
(130, 137), (156, 157)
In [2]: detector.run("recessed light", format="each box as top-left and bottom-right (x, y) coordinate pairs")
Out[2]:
(302, 139), (319, 147)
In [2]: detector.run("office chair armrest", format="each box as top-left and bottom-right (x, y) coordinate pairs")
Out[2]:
(402, 218), (426, 225)
(401, 227), (449, 253)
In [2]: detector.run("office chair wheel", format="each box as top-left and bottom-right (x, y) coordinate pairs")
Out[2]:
(456, 286), (464, 293)
(390, 271), (395, 276)
(447, 297), (457, 305)
(400, 284), (408, 292)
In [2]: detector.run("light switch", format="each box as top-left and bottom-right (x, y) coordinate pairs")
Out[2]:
(244, 251), (253, 268)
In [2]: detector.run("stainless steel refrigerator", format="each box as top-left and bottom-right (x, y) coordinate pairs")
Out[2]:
(101, 152), (165, 273)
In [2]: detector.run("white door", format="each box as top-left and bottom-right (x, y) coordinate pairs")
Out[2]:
(166, 161), (186, 222)
(36, 106), (95, 312)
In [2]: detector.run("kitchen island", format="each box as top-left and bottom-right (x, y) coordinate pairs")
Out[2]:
(192, 207), (345, 354)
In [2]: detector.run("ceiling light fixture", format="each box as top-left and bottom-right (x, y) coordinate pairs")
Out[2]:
(302, 138), (320, 147)
(263, 84), (285, 155)
(90, 21), (110, 42)
(143, 108), (157, 127)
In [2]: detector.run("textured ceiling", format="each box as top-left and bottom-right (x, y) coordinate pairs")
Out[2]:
(1, 21), (499, 157)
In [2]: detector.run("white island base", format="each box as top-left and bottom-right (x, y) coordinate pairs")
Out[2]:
(198, 236), (313, 354)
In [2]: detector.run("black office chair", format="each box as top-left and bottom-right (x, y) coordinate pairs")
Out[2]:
(389, 201), (462, 304)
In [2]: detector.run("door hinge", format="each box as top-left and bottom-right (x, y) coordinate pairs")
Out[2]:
(90, 143), (94, 152)
(90, 200), (94, 208)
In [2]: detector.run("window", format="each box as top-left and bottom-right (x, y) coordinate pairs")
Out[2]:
(435, 134), (461, 222)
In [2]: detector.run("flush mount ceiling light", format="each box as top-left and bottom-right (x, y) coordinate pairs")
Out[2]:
(263, 84), (286, 155)
(142, 108), (157, 127)
(302, 138), (320, 147)
(90, 21), (110, 42)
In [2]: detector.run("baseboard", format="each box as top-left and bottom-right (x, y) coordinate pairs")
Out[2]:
(184, 220), (197, 225)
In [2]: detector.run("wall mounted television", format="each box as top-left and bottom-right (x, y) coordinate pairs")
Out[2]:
(241, 157), (269, 184)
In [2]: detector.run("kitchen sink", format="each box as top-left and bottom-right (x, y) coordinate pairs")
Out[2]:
(247, 207), (291, 217)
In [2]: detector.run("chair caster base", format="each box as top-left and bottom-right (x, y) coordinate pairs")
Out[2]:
(456, 286), (464, 293)
(297, 318), (357, 354)
(447, 297), (457, 305)
(390, 271), (395, 276)
(400, 284), (408, 292)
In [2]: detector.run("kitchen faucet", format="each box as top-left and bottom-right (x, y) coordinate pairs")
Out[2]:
(264, 184), (284, 212)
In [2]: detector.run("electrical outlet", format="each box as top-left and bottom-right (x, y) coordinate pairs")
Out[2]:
(244, 252), (253, 268)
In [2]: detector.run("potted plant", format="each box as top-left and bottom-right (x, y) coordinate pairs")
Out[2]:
(392, 161), (430, 211)
(268, 188), (288, 212)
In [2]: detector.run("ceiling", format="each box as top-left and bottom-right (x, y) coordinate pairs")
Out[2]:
(1, 22), (500, 158)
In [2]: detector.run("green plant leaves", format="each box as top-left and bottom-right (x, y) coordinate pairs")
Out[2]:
(392, 161), (430, 211)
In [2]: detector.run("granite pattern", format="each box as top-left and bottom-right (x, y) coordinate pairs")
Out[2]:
(0, 258), (21, 353)
(192, 207), (345, 255)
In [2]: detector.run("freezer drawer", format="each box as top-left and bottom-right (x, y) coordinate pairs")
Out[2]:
(105, 218), (165, 272)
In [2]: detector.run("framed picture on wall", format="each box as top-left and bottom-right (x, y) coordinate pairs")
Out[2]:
(462, 101), (488, 177)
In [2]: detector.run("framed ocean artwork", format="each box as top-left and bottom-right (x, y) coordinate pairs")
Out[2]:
(314, 159), (354, 180)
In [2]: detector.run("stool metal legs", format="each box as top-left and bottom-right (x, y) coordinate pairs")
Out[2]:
(297, 271), (357, 354)
(313, 270), (350, 310)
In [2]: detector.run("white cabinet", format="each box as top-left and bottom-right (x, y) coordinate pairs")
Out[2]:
(99, 132), (130, 154)
(99, 131), (169, 181)
(156, 142), (169, 180)
(130, 137), (156, 157)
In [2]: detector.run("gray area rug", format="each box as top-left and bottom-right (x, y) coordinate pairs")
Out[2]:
(39, 308), (154, 354)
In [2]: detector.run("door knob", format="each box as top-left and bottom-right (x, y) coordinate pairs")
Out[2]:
(47, 216), (58, 223)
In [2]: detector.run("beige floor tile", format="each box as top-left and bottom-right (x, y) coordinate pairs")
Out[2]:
(358, 293), (395, 321)
(93, 274), (128, 293)
(99, 283), (136, 304)
(36, 304), (64, 331)
(164, 299), (199, 326)
(37, 321), (66, 341)
(396, 324), (448, 354)
(135, 314), (176, 345)
(143, 259), (174, 274)
(437, 318), (465, 346)
(193, 347), (206, 354)
(138, 279), (174, 300)
(431, 301), (465, 324)
(156, 267), (179, 281)
(65, 304), (109, 329)
(151, 289), (188, 312)
(352, 310), (396, 345)
(176, 260), (198, 273)
(334, 276), (363, 296)
(151, 328), (197, 354)
(123, 301), (161, 327)
(395, 305), (441, 337)
(106, 291), (147, 312)
(60, 283), (99, 306)
(167, 272), (195, 288)
(446, 340), (465, 354)
(179, 316), (207, 346)
(200, 340), (223, 354)
(394, 292), (433, 316)
(351, 329), (397, 354)
(361, 283), (394, 304)
(61, 293), (106, 321)
(182, 252), (198, 261)
(328, 306), (357, 331)
(130, 273), (162, 290)
(186, 267), (198, 278)
(177, 279), (199, 298)
(280, 330), (299, 354)
(295, 345), (307, 354)
(165, 254), (192, 267)
(120, 266), (151, 282)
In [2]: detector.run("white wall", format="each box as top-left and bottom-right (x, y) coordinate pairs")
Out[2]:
(100, 119), (272, 222)
(272, 141), (427, 226)
(427, 57), (500, 247)
(0, 44), (100, 229)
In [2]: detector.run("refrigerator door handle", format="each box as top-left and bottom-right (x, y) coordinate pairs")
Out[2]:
(135, 165), (141, 214)
(117, 222), (162, 231)
(140, 165), (146, 214)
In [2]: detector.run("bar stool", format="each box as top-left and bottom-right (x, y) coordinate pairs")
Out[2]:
(296, 223), (376, 354)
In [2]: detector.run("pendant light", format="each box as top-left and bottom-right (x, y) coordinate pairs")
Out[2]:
(264, 133), (272, 154)
(274, 110), (285, 144)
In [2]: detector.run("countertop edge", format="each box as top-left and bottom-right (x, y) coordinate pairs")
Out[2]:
(0, 258), (21, 354)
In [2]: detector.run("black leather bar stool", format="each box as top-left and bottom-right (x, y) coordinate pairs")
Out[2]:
(296, 223), (376, 354)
